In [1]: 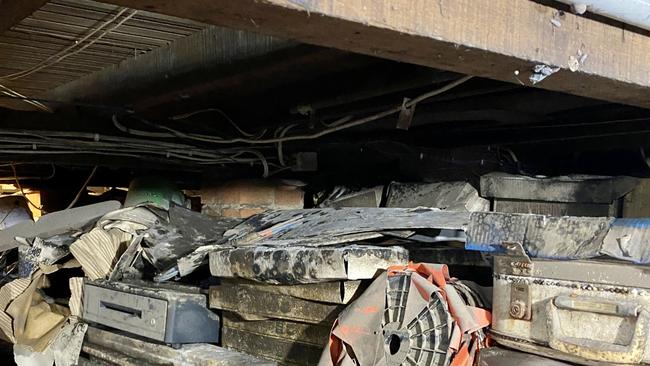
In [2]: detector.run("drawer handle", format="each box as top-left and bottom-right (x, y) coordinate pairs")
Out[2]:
(100, 301), (143, 318)
(547, 296), (648, 364)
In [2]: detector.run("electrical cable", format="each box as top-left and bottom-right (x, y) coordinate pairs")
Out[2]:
(267, 166), (292, 177)
(170, 108), (263, 138)
(0, 8), (134, 80)
(65, 166), (98, 209)
(31, 10), (137, 78)
(0, 8), (135, 112)
(0, 164), (56, 181)
(232, 150), (269, 177)
(405, 75), (473, 106)
(0, 8), (128, 79)
(275, 124), (298, 166)
(115, 75), (474, 145)
(320, 115), (353, 128)
(113, 115), (172, 138)
(0, 129), (203, 150)
(0, 83), (52, 112)
(9, 164), (42, 212)
(0, 130), (261, 157)
(0, 128), (275, 176)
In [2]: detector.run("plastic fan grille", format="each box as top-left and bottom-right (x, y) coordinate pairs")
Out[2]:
(382, 272), (453, 366)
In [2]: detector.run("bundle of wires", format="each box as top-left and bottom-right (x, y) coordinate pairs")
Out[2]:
(113, 75), (474, 170)
(117, 75), (473, 145)
(0, 129), (272, 177)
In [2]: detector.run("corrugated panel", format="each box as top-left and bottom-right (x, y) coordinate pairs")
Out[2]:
(0, 0), (207, 103)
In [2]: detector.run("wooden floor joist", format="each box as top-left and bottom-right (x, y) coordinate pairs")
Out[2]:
(96, 0), (650, 108)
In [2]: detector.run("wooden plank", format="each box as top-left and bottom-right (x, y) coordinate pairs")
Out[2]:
(209, 282), (345, 324)
(0, 0), (48, 33)
(222, 327), (323, 366)
(85, 326), (274, 366)
(45, 26), (295, 106)
(97, 0), (650, 108)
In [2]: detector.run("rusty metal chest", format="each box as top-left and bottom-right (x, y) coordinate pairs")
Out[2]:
(492, 255), (650, 365)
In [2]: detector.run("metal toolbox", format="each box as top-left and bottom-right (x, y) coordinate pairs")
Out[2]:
(492, 253), (650, 365)
(82, 280), (220, 345)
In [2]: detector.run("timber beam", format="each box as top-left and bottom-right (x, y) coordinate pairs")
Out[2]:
(97, 0), (650, 108)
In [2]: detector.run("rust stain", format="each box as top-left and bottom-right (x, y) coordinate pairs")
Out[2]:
(338, 325), (369, 336)
(356, 305), (379, 314)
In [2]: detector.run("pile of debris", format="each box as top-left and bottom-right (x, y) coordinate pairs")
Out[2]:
(205, 206), (490, 365)
(0, 173), (645, 366)
(0, 178), (496, 365)
(0, 191), (242, 365)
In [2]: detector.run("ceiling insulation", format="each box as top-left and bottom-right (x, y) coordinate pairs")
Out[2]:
(0, 0), (207, 110)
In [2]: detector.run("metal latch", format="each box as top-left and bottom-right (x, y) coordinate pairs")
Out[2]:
(495, 241), (533, 276)
(500, 242), (533, 321)
(509, 283), (532, 320)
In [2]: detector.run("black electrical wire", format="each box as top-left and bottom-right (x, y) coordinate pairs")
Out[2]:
(65, 166), (97, 209)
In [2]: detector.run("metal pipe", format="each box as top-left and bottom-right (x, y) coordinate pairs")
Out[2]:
(556, 0), (650, 31)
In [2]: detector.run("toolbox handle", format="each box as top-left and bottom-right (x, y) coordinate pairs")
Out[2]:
(547, 296), (648, 364)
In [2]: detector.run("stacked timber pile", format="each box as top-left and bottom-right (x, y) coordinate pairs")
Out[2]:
(213, 280), (363, 365)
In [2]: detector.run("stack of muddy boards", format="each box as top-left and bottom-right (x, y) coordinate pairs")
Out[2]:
(206, 207), (472, 365)
(78, 326), (274, 366)
(211, 280), (363, 365)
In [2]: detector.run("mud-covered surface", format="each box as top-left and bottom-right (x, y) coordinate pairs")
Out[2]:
(97, 204), (241, 281)
(493, 273), (648, 296)
(602, 218), (650, 264)
(467, 212), (615, 259)
(495, 255), (650, 289)
(386, 181), (489, 211)
(50, 320), (88, 366)
(222, 326), (323, 366)
(493, 199), (613, 217)
(89, 278), (205, 301)
(0, 201), (121, 252)
(209, 282), (344, 324)
(317, 186), (383, 208)
(142, 206), (240, 270)
(220, 278), (366, 304)
(225, 208), (470, 247)
(84, 326), (273, 365)
(524, 215), (612, 258)
(84, 280), (219, 344)
(479, 346), (574, 365)
(479, 173), (638, 204)
(470, 211), (650, 265)
(466, 212), (530, 252)
(493, 270), (650, 365)
(210, 245), (408, 284)
(223, 312), (331, 345)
